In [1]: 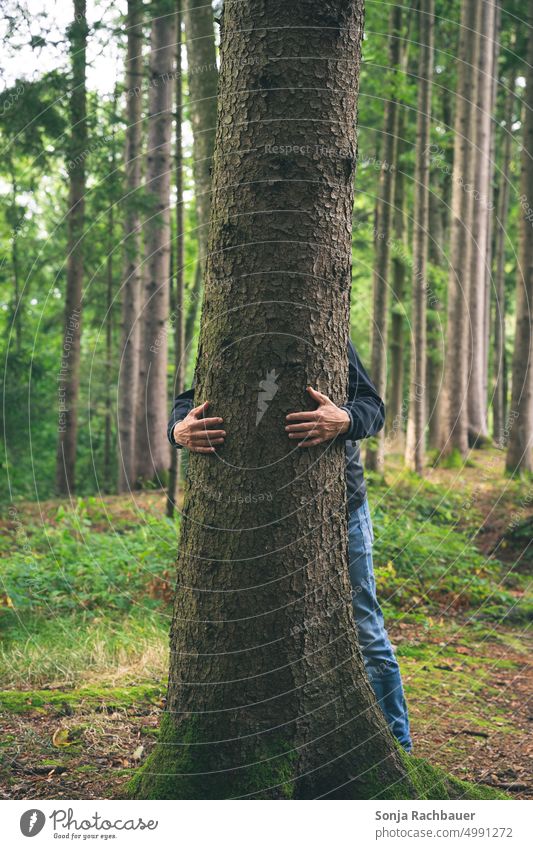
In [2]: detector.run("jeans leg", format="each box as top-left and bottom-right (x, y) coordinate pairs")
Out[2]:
(348, 499), (412, 752)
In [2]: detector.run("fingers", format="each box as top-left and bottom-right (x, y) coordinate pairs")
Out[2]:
(191, 400), (210, 417)
(285, 410), (319, 422)
(190, 417), (224, 431)
(189, 445), (217, 454)
(307, 386), (329, 404)
(285, 421), (319, 433)
(297, 437), (324, 448)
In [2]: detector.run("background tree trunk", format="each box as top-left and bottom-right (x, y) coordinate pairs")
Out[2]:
(426, 181), (445, 449)
(439, 0), (481, 458)
(55, 0), (88, 495)
(405, 0), (434, 474)
(167, 1), (185, 518)
(492, 78), (515, 445)
(128, 0), (416, 800)
(117, 0), (144, 493)
(506, 16), (533, 475)
(135, 1), (176, 485)
(183, 0), (218, 313)
(467, 0), (497, 447)
(366, 4), (402, 472)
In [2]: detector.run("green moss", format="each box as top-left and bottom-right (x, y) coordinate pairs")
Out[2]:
(123, 713), (297, 800)
(0, 684), (163, 715)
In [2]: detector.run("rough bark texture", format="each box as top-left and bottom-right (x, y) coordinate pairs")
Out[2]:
(117, 0), (143, 492)
(405, 0), (434, 474)
(183, 0), (218, 285)
(492, 79), (515, 445)
(439, 0), (481, 459)
(135, 1), (176, 484)
(365, 4), (402, 472)
(55, 0), (87, 494)
(466, 0), (496, 446)
(167, 3), (185, 518)
(506, 15), (533, 474)
(127, 0), (417, 800)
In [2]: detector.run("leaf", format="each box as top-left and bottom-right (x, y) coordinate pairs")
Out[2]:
(52, 727), (72, 747)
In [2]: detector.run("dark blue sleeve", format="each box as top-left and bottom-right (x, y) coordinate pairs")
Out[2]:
(339, 340), (385, 441)
(167, 387), (195, 447)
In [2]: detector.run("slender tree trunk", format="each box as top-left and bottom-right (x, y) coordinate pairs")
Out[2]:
(127, 0), (419, 800)
(386, 127), (407, 449)
(104, 199), (114, 493)
(439, 0), (481, 458)
(467, 0), (497, 447)
(117, 0), (144, 492)
(506, 15), (533, 475)
(167, 1), (185, 518)
(366, 4), (402, 473)
(426, 181), (445, 449)
(184, 258), (202, 366)
(183, 0), (218, 291)
(56, 0), (88, 494)
(405, 0), (434, 474)
(493, 79), (515, 445)
(135, 1), (176, 485)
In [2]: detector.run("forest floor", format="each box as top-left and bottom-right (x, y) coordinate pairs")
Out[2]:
(0, 448), (531, 800)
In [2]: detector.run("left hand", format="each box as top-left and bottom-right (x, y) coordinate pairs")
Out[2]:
(285, 386), (350, 447)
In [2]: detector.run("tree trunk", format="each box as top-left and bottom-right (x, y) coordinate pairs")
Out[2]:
(466, 0), (497, 447)
(117, 0), (144, 493)
(386, 126), (407, 449)
(55, 0), (88, 494)
(405, 0), (434, 474)
(439, 0), (481, 459)
(167, 1), (185, 518)
(365, 4), (402, 473)
(127, 0), (417, 800)
(426, 181), (445, 449)
(506, 15), (533, 475)
(135, 1), (176, 485)
(183, 0), (218, 289)
(492, 79), (515, 445)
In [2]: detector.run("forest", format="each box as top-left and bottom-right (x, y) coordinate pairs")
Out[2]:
(0, 0), (532, 803)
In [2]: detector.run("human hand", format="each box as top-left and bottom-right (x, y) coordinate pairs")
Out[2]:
(285, 387), (350, 447)
(173, 401), (225, 453)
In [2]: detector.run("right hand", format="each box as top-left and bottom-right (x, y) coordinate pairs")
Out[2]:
(172, 401), (225, 454)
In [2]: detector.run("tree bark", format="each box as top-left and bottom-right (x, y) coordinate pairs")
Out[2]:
(127, 0), (418, 800)
(506, 14), (533, 474)
(426, 180), (445, 450)
(365, 4), (402, 473)
(135, 1), (176, 484)
(466, 0), (497, 447)
(492, 79), (515, 445)
(117, 0), (144, 492)
(183, 0), (218, 292)
(167, 1), (185, 518)
(405, 0), (434, 474)
(55, 0), (88, 495)
(439, 0), (481, 458)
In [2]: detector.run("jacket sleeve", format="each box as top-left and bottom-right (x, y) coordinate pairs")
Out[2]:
(167, 387), (195, 447)
(339, 340), (385, 441)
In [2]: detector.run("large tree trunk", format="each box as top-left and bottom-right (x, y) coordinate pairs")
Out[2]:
(135, 2), (176, 484)
(439, 0), (481, 458)
(183, 0), (218, 298)
(55, 0), (87, 494)
(506, 16), (533, 475)
(127, 0), (417, 800)
(167, 2), (185, 518)
(365, 4), (402, 473)
(117, 0), (144, 493)
(492, 78), (515, 445)
(466, 0), (497, 447)
(405, 0), (434, 474)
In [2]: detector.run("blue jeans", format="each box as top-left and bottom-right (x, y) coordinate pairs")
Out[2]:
(348, 499), (412, 751)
